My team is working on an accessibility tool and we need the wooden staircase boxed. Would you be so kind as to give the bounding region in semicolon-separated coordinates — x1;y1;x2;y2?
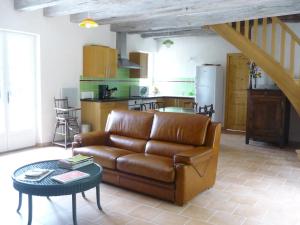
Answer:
211;17;300;116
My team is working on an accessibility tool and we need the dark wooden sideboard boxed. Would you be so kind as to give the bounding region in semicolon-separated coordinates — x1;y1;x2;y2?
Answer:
246;89;290;147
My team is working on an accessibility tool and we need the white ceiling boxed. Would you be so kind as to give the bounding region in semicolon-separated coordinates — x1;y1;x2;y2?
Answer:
14;0;300;38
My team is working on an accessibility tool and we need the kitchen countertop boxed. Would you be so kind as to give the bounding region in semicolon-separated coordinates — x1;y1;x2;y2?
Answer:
158;107;196;114
80;95;195;102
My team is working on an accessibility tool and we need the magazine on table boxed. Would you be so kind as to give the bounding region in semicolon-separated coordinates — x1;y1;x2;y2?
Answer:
51;170;90;184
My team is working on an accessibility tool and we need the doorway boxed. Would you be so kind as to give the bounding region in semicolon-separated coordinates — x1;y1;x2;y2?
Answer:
225;53;249;131
0;30;37;152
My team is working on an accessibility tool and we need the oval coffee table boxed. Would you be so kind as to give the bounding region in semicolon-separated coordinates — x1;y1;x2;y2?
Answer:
12;160;103;225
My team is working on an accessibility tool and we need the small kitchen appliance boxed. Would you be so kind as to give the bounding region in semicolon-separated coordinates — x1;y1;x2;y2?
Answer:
98;85;118;99
129;85;149;97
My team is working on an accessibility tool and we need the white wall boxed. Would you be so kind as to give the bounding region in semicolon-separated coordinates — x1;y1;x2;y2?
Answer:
127;34;157;53
126;34;240;98
0;0;115;144
153;35;239;120
155;35;239;80
127;34;158;86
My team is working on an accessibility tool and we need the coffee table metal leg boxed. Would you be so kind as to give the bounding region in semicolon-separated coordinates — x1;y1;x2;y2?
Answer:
27;194;32;225
72;194;77;225
81;192;86;198
17;192;22;212
96;185;102;210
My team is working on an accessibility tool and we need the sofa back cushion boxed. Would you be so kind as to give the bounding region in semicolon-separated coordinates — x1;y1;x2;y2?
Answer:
150;112;210;146
108;135;147;153
145;140;196;158
106;110;154;140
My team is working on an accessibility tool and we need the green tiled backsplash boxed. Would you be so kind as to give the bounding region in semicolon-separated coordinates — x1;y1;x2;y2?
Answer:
80;68;195;98
80;68;140;98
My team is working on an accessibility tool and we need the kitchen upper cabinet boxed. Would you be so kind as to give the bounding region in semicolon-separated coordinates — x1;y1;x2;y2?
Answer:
83;45;117;78
107;48;117;78
129;52;148;78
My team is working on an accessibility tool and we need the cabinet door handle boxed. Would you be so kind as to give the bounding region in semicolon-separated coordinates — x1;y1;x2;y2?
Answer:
7;91;10;104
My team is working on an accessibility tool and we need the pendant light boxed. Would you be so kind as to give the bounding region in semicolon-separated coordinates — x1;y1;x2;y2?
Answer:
162;39;174;48
79;12;98;28
162;30;174;48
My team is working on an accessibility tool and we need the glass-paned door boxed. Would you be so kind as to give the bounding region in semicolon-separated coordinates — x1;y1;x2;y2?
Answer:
0;30;37;152
0;33;6;151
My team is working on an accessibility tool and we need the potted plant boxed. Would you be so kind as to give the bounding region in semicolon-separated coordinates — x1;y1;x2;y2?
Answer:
248;61;262;89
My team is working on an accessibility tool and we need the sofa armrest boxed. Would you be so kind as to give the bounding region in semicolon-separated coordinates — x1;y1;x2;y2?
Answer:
174;147;212;165
72;141;81;149
73;131;108;147
174;147;212;177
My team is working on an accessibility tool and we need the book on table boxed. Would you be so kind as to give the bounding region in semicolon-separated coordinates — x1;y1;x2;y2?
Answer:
17;169;55;182
58;159;94;170
58;154;94;170
64;154;93;163
25;168;50;177
51;170;90;184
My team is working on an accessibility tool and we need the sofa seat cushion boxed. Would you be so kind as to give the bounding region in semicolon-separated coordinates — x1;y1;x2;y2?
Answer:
108;134;147;153
117;153;175;183
73;146;134;169
145;140;196;158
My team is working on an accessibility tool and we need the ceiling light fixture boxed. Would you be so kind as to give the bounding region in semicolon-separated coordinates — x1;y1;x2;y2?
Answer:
79;12;98;28
79;18;98;28
162;39;174;48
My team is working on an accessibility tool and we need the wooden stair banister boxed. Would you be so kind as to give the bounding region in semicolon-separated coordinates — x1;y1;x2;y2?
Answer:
211;19;300;116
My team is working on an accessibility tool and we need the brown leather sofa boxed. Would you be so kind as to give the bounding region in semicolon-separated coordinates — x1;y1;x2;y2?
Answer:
72;110;221;205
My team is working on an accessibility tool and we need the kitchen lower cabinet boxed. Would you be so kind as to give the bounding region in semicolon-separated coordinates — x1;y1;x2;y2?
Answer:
162;97;195;107
177;98;195;108
81;101;128;131
163;98;177;107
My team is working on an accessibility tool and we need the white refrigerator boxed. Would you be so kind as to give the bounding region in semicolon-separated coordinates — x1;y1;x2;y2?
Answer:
195;65;224;123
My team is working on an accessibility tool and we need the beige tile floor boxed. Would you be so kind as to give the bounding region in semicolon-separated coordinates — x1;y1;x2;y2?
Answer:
1;133;300;225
